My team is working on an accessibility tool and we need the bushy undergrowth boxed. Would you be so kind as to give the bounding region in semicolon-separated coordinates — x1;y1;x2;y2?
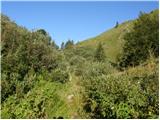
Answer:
117;10;158;68
1;78;69;119
1;14;69;103
81;59;158;119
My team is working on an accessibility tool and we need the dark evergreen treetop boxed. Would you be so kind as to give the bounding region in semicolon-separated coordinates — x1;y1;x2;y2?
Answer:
94;42;106;62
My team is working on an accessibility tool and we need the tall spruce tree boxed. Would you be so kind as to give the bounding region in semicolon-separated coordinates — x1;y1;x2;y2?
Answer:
115;21;119;28
61;42;65;49
94;42;106;62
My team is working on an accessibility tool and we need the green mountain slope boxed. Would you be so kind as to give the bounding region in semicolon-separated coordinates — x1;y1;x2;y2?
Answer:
77;21;134;62
77;9;158;62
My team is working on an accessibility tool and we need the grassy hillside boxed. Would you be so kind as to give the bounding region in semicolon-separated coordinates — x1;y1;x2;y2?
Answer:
77;9;158;63
77;20;134;62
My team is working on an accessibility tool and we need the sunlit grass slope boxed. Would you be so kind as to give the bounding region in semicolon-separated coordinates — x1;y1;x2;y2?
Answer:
77;21;134;62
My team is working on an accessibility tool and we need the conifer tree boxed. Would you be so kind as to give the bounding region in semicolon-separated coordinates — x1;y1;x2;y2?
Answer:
61;42;65;49
94;42;106;62
65;39;74;49
115;21;119;28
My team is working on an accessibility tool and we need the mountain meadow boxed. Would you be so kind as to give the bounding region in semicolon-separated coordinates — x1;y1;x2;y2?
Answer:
1;9;159;119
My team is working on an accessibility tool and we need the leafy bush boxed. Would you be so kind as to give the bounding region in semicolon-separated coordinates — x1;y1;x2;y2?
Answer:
82;59;158;119
69;55;86;66
69;55;86;76
81;62;115;80
117;10;158;68
1;14;61;101
1;80;69;119
50;69;69;83
64;46;94;62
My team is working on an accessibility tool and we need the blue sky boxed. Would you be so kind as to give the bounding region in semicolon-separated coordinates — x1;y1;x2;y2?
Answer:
1;1;158;46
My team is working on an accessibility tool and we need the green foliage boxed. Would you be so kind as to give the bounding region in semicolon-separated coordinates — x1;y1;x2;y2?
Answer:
117;10;159;68
77;20;133;62
1;14;62;102
94;42;106;62
82;62;115;80
69;55;85;66
115;21;119;28
1;10;159;119
1;80;69;119
50;69;69;83
61;41;65;49
82;59;158;119
64;46;94;62
36;29;48;36
64;39;74;49
69;55;86;76
1;73;16;102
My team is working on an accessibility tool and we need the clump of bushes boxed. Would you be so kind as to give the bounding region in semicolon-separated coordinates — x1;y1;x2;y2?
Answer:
1;80;68;119
50;69;69;83
1;14;66;102
81;62;115;80
116;10;158;69
82;59;158;119
69;55;86;76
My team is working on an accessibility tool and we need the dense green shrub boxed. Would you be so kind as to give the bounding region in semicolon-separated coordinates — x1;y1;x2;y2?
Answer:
74;46;94;61
117;10;158;68
1;73;16;102
1;80;68;119
82;59;158;119
69;55;86;76
81;62;115;80
94;42;106;62
64;46;94;62
50;69;69;83
1;14;62;102
69;55;86;66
